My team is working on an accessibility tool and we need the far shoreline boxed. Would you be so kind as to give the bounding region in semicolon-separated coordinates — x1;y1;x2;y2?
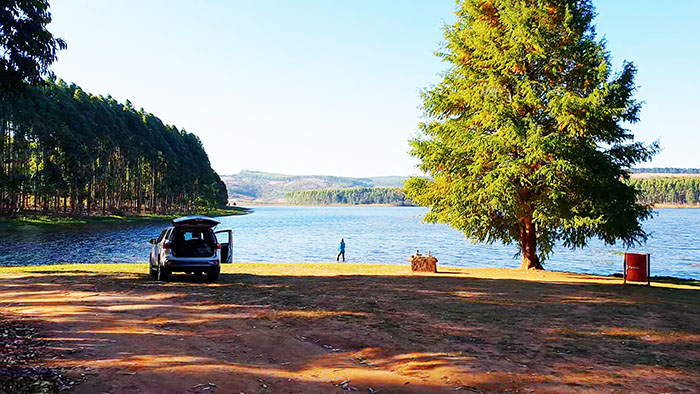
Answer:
650;203;700;209
0;206;252;228
235;202;417;207
238;202;700;210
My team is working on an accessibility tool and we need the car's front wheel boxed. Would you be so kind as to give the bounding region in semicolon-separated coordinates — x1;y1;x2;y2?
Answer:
149;264;157;278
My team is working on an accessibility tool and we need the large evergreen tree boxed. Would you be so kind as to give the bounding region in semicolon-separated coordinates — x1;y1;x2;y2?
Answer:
405;0;657;269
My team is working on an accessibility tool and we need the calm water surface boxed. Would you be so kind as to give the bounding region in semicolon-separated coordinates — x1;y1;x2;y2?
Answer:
1;206;699;279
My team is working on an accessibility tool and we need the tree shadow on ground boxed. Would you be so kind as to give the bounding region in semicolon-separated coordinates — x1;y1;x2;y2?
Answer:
1;270;699;393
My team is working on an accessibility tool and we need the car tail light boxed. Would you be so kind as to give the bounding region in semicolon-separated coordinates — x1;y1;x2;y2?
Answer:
163;241;171;249
216;243;221;249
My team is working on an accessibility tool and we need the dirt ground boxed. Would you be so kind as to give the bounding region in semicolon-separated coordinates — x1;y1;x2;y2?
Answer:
1;263;699;393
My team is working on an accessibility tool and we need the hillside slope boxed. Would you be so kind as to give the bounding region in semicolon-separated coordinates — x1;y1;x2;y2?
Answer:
222;169;700;205
220;170;407;204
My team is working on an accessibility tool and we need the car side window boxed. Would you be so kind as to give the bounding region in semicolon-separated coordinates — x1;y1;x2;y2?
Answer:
156;230;167;243
164;229;172;241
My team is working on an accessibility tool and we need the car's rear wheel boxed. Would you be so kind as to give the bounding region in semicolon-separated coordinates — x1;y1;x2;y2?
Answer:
157;266;170;282
207;267;220;282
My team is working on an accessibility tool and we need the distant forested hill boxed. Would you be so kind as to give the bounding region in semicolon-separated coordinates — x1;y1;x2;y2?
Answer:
222;170;700;207
220;171;407;203
287;187;411;205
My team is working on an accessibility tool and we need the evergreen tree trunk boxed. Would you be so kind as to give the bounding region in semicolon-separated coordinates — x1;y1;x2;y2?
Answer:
136;158;143;213
86;179;92;215
519;217;543;270
151;169;156;213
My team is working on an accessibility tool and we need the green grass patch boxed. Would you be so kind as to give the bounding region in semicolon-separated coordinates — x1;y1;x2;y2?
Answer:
0;206;251;228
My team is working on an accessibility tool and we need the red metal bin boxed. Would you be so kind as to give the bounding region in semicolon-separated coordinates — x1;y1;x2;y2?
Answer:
624;253;650;286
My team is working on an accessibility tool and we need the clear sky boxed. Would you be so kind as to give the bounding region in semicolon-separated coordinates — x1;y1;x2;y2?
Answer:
47;1;699;177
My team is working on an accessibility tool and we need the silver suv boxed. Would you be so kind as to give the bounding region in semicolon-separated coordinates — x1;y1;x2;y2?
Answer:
149;216;232;281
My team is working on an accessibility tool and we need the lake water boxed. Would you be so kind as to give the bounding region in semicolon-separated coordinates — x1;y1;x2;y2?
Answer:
1;206;699;280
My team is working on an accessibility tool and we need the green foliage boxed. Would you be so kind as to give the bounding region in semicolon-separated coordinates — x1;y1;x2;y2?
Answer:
286;187;411;205
0;80;228;216
405;0;656;267
628;178;700;206
0;0;66;85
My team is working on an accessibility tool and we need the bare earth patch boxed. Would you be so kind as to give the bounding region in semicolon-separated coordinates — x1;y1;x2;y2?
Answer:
0;263;698;393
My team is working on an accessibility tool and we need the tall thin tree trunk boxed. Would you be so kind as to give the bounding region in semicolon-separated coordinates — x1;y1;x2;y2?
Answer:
137;158;143;214
151;168;156;213
86;179;92;216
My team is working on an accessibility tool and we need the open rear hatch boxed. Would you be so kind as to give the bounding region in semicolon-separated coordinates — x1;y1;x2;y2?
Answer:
172;216;220;228
171;216;220;258
170;227;218;257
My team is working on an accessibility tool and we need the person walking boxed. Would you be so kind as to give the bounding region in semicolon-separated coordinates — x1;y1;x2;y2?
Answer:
336;238;345;262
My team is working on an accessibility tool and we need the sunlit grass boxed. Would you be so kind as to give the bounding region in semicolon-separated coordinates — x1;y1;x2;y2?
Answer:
0;263;697;291
0;206;251;228
0;262;412;278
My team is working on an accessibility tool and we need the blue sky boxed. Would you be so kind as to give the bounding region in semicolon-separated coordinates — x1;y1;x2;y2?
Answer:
47;1;699;177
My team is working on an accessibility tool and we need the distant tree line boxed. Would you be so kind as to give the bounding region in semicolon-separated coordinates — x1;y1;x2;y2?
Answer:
286;187;412;205
0;79;228;216
633;168;700;174
628;178;700;206
288;180;700;207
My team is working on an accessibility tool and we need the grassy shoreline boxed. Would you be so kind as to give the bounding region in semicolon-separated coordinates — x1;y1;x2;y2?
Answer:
243;202;415;207
651;203;700;209
0;206;252;227
1;262;698;289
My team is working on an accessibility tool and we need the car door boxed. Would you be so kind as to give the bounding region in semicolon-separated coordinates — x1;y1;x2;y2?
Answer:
151;229;167;265
215;229;233;263
157;228;172;264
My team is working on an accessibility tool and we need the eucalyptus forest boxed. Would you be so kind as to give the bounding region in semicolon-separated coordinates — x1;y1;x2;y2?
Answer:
1;1;226;217
628;177;700;206
0;80;228;216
